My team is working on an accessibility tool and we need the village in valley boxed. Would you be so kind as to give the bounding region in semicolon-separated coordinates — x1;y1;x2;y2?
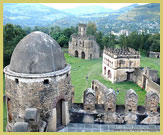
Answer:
3;3;160;132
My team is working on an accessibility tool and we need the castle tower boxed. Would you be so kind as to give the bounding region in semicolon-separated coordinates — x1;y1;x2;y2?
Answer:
78;24;87;36
4;31;73;132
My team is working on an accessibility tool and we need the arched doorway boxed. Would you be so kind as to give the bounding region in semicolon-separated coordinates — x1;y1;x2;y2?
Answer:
104;67;106;75
81;52;85;59
108;70;111;79
90;54;92;59
7;98;12;123
56;99;63;128
74;50;78;57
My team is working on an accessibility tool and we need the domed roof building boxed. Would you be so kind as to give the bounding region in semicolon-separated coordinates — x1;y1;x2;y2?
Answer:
4;31;73;132
9;31;66;74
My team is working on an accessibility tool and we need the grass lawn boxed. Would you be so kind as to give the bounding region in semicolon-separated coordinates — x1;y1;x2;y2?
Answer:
65;53;147;105
140;56;160;77
3;53;160;131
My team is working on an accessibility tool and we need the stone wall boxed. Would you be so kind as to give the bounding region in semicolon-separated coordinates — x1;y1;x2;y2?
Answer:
102;47;160;95
5;68;72;132
91;80;108;104
83;88;96;111
102;48;140;83
80;80;160;125
131;68;160;95
149;51;160;58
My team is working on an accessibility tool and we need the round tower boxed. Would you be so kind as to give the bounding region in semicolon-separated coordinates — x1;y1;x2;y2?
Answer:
4;31;72;132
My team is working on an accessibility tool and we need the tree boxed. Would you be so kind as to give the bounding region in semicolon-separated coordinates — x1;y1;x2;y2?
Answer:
119;35;127;47
63;28;74;39
109;33;116;47
50;26;62;40
148;34;160;52
4;24;26;67
102;35;110;48
86;22;97;35
95;31;103;49
24;27;32;34
57;34;69;47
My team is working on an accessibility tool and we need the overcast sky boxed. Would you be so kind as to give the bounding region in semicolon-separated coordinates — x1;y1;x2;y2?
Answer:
41;3;148;10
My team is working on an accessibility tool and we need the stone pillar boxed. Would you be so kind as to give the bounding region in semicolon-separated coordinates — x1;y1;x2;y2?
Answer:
47;108;56;132
62;101;70;126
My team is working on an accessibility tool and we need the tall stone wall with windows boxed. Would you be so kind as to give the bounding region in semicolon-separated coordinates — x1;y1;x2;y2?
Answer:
69;24;100;60
102;47;140;83
102;47;160;95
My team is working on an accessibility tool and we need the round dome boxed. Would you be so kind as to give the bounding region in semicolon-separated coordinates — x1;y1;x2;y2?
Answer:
9;31;66;74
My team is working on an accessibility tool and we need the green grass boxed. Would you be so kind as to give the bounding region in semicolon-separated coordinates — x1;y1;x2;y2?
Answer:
3;53;160;131
65;53;147;105
140;56;160;77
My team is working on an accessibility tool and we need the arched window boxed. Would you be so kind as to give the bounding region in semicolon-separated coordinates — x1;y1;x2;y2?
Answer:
74;50;78;57
104;67;106;75
108;70;111;79
81;52;85;59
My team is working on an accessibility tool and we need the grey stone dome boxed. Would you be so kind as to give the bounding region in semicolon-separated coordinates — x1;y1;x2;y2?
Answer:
9;31;66;74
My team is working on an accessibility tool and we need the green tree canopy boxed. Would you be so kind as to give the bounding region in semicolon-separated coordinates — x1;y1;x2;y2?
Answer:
86;22;97;35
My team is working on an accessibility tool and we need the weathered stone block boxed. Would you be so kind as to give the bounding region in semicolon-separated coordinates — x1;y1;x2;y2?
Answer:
125;89;138;113
83;88;96;111
13;122;29;132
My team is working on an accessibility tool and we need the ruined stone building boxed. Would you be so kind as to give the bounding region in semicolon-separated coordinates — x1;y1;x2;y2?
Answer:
69;24;100;59
131;67;160;95
149;51;160;58
4;31;73;132
102;47;160;95
3;31;160;132
102;47;140;83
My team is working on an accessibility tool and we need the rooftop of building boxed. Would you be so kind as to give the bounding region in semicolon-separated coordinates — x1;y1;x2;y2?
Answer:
6;31;67;74
104;47;140;58
78;24;87;27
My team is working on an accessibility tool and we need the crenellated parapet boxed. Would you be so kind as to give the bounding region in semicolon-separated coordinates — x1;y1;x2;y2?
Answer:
79;80;160;125
103;47;140;59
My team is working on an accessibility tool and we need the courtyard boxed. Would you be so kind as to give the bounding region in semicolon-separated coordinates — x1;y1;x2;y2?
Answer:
3;50;160;131
64;52;160;105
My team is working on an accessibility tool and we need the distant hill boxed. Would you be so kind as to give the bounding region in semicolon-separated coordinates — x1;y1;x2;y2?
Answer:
3;3;73;27
60;5;114;16
117;3;160;21
114;4;139;13
3;3;160;33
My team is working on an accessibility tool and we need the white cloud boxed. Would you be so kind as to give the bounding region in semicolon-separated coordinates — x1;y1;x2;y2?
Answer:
41;3;148;10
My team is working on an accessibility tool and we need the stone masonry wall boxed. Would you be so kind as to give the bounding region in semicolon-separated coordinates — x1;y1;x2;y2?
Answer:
5;71;72;131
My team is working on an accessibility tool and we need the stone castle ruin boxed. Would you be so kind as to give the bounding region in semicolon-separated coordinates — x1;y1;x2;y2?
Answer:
69;24;100;59
102;47;140;83
102;47;160;96
71;80;160;125
4;31;73;132
3;31;160;132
